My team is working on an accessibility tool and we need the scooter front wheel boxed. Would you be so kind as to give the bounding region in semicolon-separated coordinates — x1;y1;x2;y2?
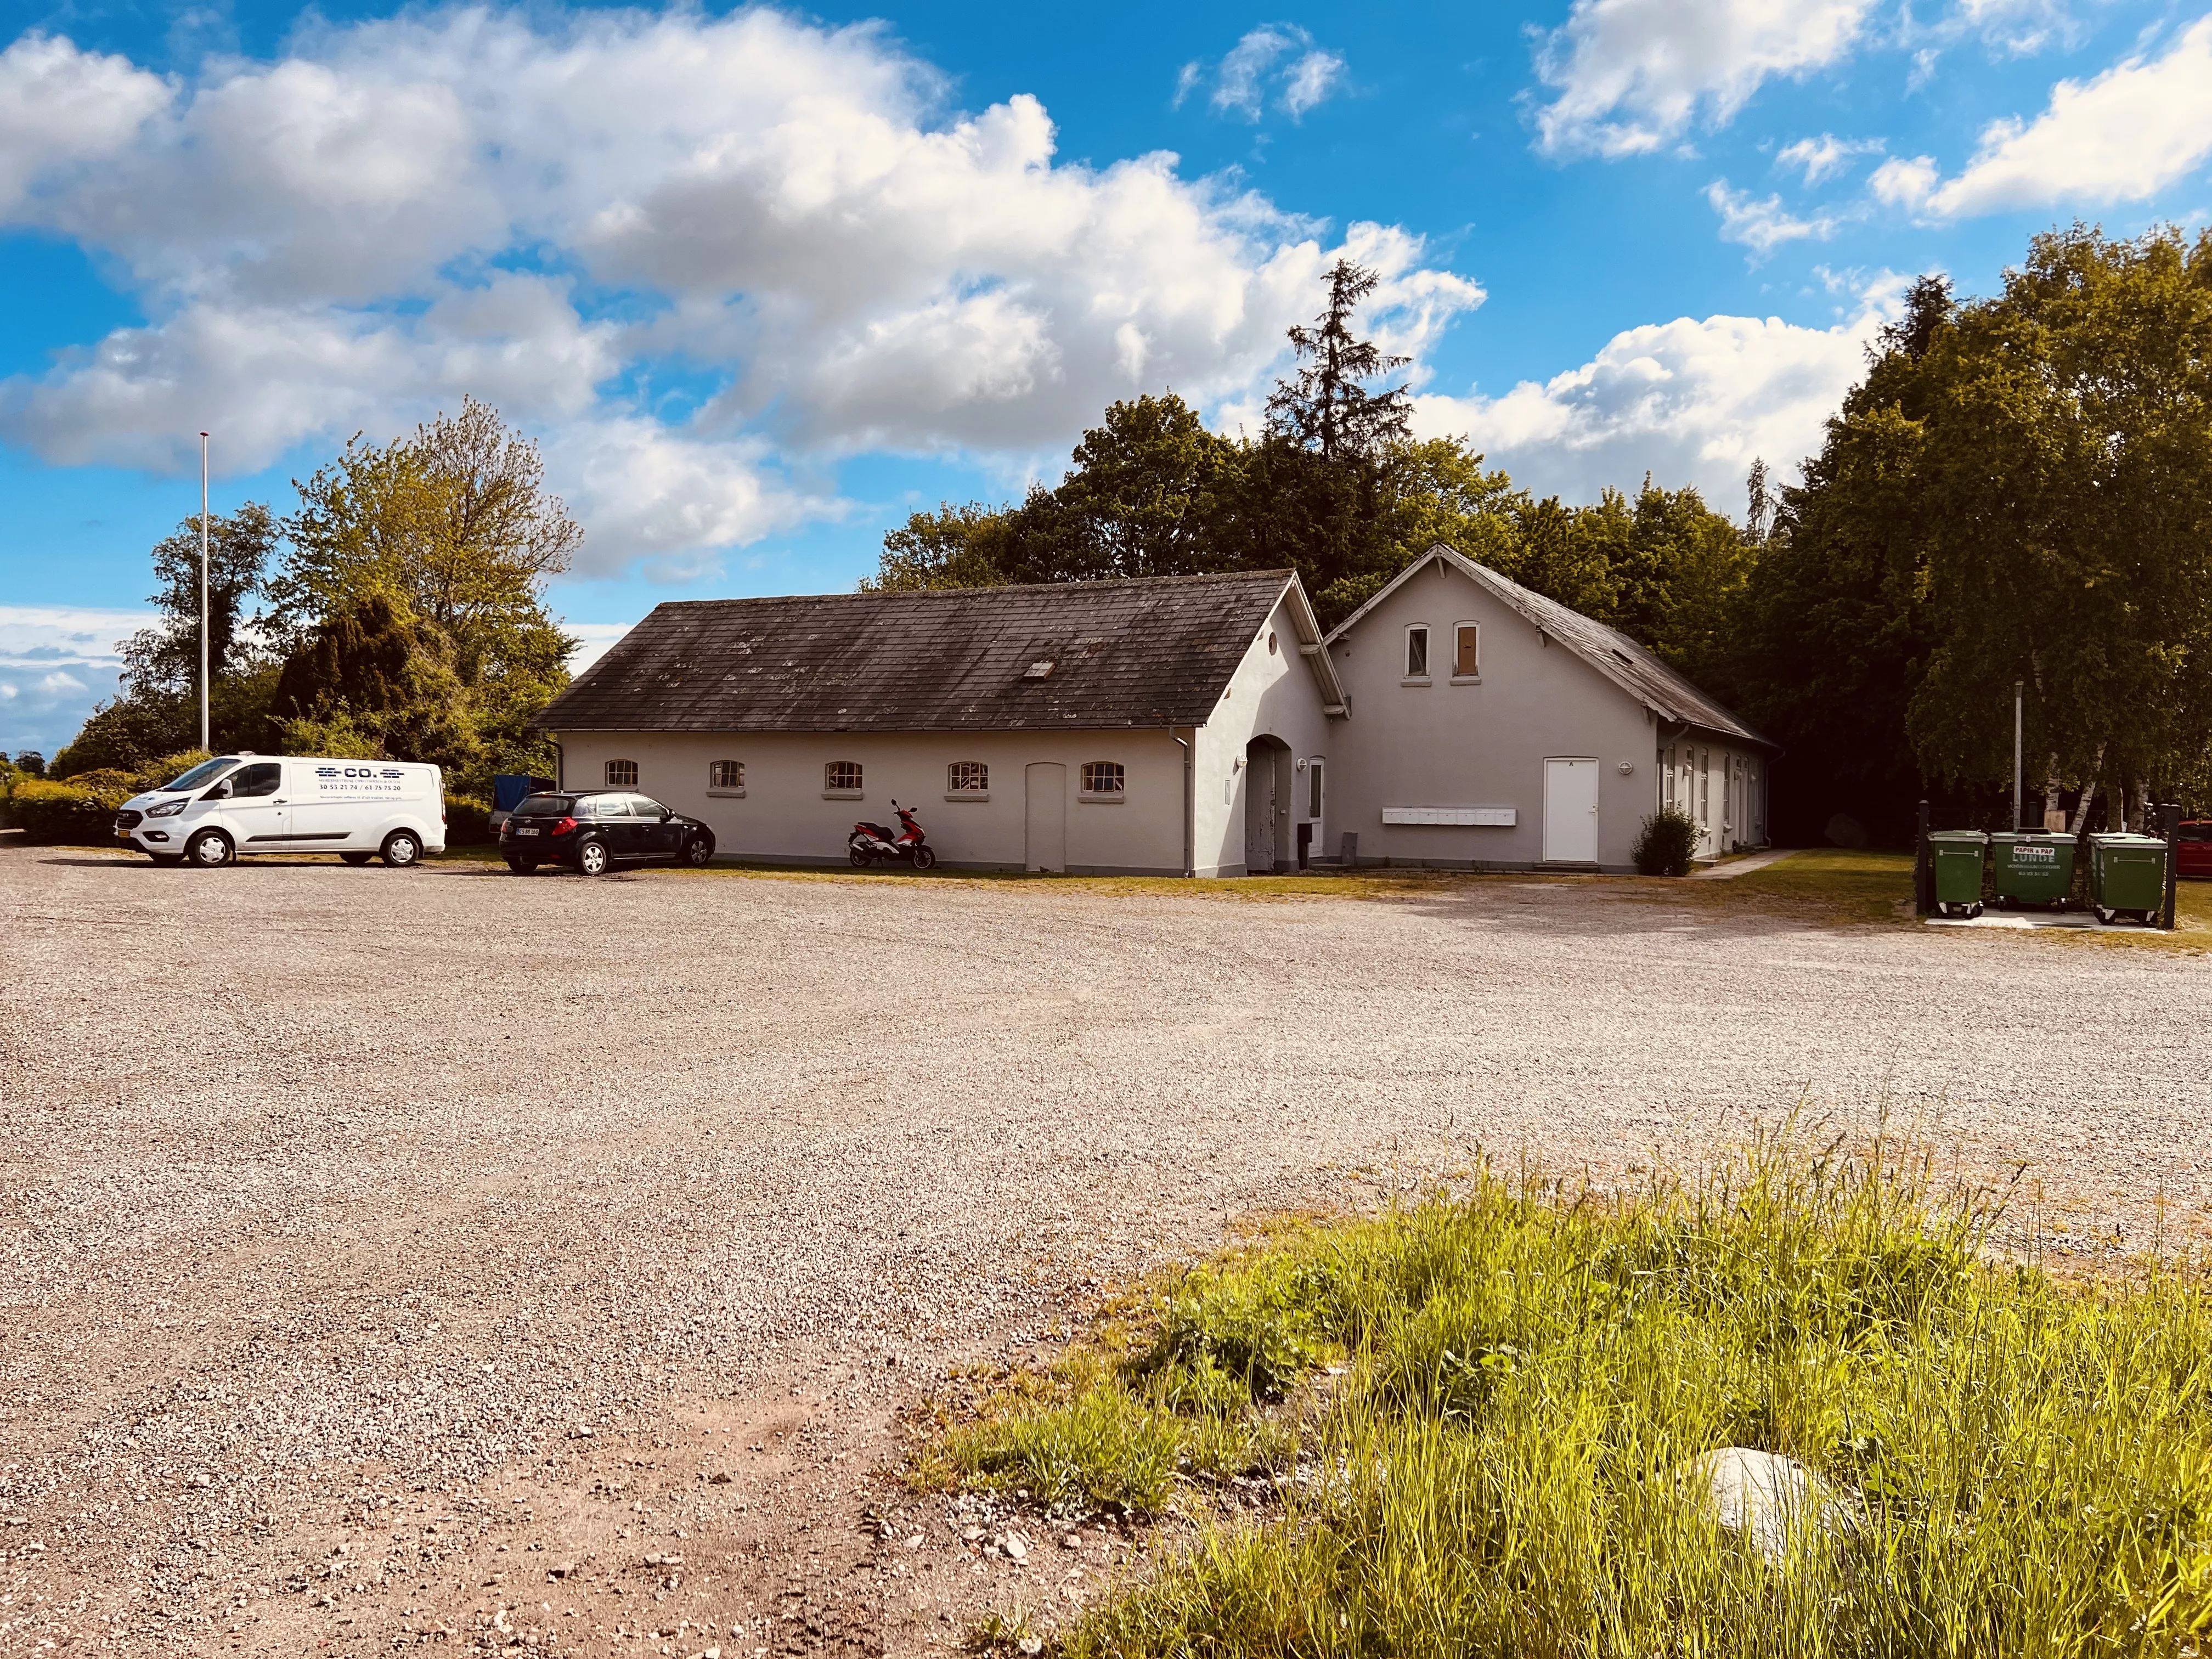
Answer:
911;845;937;871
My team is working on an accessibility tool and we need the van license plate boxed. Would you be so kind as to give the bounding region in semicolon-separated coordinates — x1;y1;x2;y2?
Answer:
516;827;540;836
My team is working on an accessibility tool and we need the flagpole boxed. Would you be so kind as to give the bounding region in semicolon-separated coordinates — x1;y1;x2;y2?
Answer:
199;432;210;753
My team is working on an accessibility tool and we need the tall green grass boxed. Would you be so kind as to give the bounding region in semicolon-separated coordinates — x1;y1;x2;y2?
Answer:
939;1135;2212;1657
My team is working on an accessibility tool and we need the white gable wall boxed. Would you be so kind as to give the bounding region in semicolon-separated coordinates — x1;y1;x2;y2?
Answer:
1324;558;1660;872
1192;591;1340;877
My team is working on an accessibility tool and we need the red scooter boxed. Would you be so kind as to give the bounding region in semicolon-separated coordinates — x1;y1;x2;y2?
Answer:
849;800;937;869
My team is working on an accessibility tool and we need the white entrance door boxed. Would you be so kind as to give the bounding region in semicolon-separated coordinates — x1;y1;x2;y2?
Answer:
1025;763;1066;872
1542;757;1599;864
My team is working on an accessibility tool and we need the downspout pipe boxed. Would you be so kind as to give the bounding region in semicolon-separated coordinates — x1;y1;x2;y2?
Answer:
1172;727;1193;878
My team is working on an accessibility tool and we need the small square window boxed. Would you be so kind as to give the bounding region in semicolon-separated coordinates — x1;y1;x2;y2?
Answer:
1454;624;1479;678
605;758;639;788
1080;760;1125;795
709;760;744;789
1404;626;1429;679
947;760;989;792
826;760;862;792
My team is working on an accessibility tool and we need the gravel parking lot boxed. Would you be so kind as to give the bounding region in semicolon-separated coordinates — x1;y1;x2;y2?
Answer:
3;847;2208;1656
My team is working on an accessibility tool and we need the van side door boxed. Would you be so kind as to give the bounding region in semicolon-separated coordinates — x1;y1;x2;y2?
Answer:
216;760;288;849
285;761;358;849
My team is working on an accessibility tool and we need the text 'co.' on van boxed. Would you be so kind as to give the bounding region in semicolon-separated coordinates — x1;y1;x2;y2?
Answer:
112;754;447;868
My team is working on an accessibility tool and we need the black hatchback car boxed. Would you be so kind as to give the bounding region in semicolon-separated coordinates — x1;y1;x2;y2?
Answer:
499;789;716;876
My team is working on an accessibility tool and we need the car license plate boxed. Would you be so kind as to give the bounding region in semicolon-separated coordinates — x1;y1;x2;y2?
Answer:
516;827;540;836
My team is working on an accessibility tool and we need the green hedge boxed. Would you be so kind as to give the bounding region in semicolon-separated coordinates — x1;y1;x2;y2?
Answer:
444;794;494;845
3;776;136;845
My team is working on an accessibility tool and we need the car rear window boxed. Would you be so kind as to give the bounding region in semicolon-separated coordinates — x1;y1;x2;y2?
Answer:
517;794;574;816
2181;824;2209;842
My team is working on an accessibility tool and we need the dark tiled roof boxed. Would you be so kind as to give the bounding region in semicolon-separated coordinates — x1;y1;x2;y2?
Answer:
1462;560;1774;748
535;572;1302;732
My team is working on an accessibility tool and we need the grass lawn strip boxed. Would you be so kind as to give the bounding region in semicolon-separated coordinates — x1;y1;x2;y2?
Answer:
924;1133;2212;1657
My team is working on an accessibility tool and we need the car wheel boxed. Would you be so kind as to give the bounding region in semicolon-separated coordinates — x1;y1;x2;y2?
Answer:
340;851;374;866
911;845;937;870
380;830;423;868
681;834;715;868
576;838;611;877
185;828;233;868
505;855;539;874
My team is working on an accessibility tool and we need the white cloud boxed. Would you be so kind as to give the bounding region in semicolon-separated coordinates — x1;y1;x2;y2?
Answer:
1410;279;1907;505
1530;0;1879;158
1952;0;2082;54
1775;133;1884;185
1869;154;1941;209
1182;25;1345;122
1706;180;1844;255
0;33;170;215
0;605;151;757
1888;16;2212;217
0;9;1454;580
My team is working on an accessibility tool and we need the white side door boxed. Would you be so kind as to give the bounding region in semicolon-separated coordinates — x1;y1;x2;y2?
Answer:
1542;757;1599;864
1025;763;1066;873
286;760;362;850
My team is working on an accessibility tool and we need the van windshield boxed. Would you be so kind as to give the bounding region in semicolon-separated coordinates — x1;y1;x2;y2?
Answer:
516;794;574;816
159;758;238;792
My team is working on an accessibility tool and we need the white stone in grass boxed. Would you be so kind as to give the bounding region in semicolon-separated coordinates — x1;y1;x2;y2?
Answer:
1676;1448;1856;1565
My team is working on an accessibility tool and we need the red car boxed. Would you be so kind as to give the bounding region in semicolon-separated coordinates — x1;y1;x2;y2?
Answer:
2181;821;2211;880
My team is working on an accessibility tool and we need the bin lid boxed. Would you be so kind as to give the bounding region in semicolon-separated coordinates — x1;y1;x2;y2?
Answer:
1989;831;2073;843
1927;830;1988;843
2086;832;2168;846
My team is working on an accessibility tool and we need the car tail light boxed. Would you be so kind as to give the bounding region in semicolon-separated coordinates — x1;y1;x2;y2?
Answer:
551;816;577;834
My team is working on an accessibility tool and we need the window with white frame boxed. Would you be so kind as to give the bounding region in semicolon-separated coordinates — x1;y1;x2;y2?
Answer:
825;760;863;792
709;760;744;790
1453;623;1480;678
605;758;639;788
1080;760;1125;796
947;760;988;793
1404;625;1430;679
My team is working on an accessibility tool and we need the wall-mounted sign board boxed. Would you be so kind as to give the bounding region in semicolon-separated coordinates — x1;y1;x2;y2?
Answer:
1380;806;1517;826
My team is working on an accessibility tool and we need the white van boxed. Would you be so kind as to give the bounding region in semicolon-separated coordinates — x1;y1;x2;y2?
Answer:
114;753;447;868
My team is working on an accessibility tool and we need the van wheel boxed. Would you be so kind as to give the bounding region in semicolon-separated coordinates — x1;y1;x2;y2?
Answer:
185;829;233;868
575;838;611;877
380;830;423;868
681;834;715;868
340;851;374;866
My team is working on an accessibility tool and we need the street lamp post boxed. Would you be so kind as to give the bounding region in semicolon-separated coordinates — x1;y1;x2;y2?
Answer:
2012;680;2023;832
199;432;210;753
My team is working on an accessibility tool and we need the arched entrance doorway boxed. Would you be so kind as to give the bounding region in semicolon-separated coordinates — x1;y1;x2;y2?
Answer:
1244;735;1292;874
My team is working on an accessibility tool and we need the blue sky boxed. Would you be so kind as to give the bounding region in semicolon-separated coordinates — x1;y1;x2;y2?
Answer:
5;0;2211;754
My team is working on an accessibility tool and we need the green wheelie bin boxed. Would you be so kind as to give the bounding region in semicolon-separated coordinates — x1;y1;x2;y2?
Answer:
1927;830;1988;918
2087;832;2168;926
1989;831;2076;910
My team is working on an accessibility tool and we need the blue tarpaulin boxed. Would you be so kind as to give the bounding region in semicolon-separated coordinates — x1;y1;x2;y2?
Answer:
493;774;537;813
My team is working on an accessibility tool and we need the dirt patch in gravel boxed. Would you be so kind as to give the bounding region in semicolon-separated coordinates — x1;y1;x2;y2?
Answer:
3;847;2207;1657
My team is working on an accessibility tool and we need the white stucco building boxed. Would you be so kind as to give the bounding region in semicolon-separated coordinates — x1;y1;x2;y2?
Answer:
537;571;1343;877
535;550;1773;877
